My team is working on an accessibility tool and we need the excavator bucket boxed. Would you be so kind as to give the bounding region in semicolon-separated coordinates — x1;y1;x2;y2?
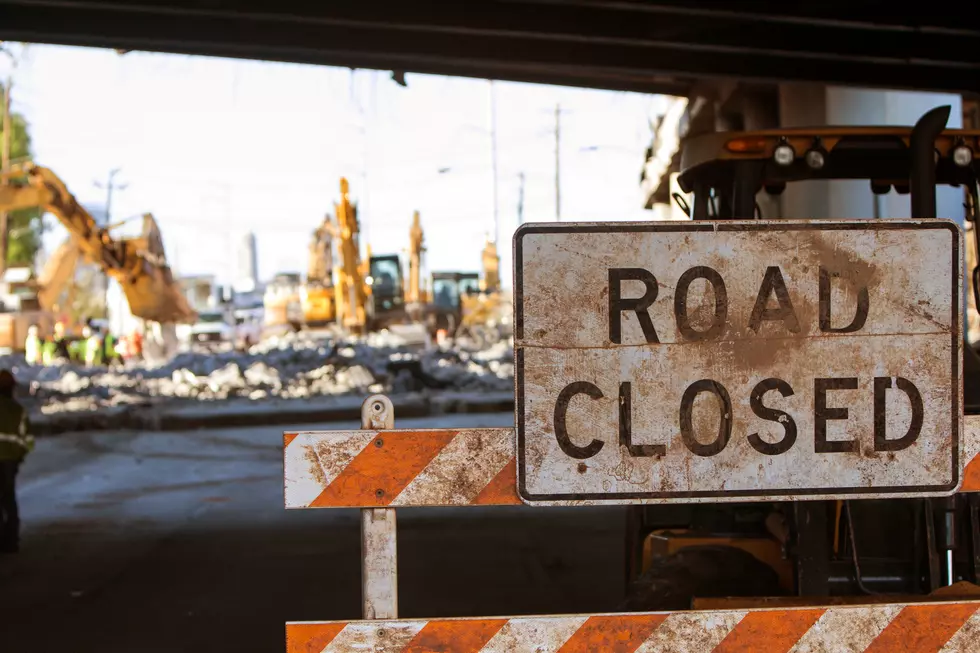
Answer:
117;214;196;324
119;262;196;324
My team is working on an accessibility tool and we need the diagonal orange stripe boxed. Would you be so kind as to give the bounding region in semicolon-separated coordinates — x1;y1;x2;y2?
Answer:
557;614;668;653
865;603;979;653
309;430;458;507
283;432;299;448
472;457;521;505
963;454;980;492
286;623;345;653
714;609;824;653
401;618;508;653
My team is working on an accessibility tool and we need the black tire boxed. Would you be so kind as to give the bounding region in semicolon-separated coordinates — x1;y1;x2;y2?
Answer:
620;545;784;612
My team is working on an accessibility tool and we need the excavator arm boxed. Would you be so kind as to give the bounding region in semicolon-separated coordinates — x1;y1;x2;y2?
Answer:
35;237;82;311
334;177;368;331
0;164;196;325
407;210;425;304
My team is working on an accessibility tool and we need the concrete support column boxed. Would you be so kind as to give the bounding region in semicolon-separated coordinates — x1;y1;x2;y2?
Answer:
778;83;830;219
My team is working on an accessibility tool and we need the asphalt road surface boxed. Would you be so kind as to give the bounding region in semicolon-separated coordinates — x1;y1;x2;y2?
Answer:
0;413;626;652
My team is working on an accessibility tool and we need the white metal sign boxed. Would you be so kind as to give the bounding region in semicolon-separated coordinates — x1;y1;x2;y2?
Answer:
515;220;962;504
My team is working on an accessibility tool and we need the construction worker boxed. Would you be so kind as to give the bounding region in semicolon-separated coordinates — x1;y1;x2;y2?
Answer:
130;328;143;361
103;329;118;367
0;369;32;553
52;321;70;362
82;326;101;367
24;325;41;365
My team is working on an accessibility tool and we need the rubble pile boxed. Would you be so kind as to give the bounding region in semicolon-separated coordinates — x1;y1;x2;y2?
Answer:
0;332;514;416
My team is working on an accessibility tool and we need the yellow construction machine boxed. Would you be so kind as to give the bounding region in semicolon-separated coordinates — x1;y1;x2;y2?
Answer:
618;105;980;609
300;214;338;328
455;238;511;345
0;164;196;354
405;210;425;305
333;177;371;332
332;179;427;335
0;236;81;350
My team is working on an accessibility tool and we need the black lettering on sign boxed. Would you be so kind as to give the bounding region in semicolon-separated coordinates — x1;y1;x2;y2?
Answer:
747;378;798;455
608;268;660;344
554;382;605;459
874;377;924;452
748;266;800;334
619;382;666;457
814;377;859;453
674;266;728;341
680;379;732;457
819;267;870;333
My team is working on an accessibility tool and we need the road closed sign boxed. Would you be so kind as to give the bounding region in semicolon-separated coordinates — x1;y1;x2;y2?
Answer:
515;220;962;504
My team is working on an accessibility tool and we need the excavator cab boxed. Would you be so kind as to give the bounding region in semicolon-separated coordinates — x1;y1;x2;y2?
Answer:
367;254;406;325
621;106;980;610
431;271;480;311
427;271;480;335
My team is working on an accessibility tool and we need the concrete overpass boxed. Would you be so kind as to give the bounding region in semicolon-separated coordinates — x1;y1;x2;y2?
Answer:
2;0;976;221
0;1;977;96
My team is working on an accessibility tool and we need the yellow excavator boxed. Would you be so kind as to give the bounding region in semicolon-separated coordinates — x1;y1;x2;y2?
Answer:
312;179;451;340
433;238;510;345
0;164;197;355
299;213;338;328
459;239;506;344
274;179;410;334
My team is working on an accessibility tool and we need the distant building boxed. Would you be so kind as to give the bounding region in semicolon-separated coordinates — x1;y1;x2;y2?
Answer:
178;274;221;312
237;231;259;291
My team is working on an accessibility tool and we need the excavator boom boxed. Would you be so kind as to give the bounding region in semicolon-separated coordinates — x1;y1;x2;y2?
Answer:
35;238;82;311
0;164;196;325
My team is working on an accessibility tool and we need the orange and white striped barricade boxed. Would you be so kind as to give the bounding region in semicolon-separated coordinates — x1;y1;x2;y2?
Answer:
286;602;980;652
283;395;980;652
964;417;980;492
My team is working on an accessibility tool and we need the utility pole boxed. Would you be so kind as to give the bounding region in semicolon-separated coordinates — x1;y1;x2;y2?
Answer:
554;103;561;221
0;77;12;277
94;168;126;319
489;80;500;245
98;168;126;225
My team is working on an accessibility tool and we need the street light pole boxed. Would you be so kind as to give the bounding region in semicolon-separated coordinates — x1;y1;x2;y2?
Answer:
489;80;500;245
517;171;526;226
554;103;561;221
101;168;125;225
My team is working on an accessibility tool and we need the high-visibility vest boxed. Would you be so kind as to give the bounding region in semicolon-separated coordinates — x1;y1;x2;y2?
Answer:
85;336;101;365
0;397;33;461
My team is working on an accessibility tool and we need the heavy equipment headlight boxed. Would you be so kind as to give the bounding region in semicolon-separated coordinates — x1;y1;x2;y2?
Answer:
953;144;973;167
804;148;826;170
773;143;795;166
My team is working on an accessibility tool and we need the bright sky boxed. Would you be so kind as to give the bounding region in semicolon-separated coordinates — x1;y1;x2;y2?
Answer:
5;44;669;288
